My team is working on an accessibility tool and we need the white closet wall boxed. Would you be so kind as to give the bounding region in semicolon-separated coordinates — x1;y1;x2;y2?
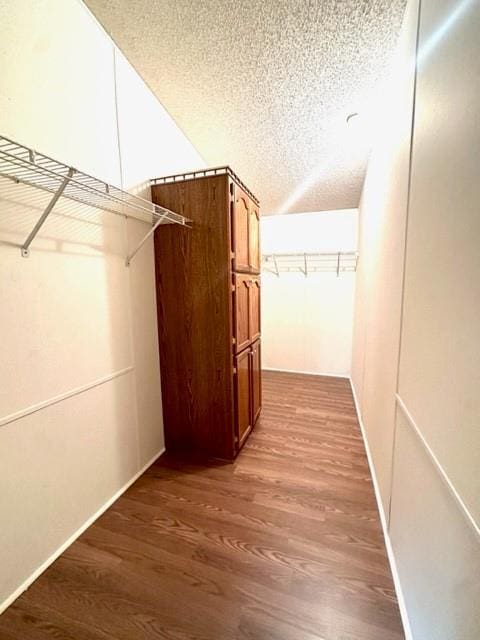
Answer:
261;210;357;377
0;0;204;611
352;0;480;637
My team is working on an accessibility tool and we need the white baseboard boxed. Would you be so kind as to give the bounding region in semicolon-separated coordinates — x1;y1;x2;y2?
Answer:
0;447;165;616
263;366;350;379
1;380;413;639
349;379;413;640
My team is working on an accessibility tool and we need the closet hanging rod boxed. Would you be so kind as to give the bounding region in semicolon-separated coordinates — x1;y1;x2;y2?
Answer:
262;251;358;277
0;135;191;263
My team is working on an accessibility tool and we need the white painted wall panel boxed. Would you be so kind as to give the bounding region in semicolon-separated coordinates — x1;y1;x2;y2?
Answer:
0;0;120;185
261;210;357;376
0;195;132;418
351;0;480;637
114;49;205;191
262;272;355;376
390;406;480;640
350;191;367;409
398;0;480;524
114;51;205;466
125;216;165;466
351;0;418;512
0;0;204;610
0;372;139;604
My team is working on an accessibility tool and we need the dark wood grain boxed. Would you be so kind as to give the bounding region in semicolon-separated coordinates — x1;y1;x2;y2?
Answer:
152;171;262;460
152;175;235;459
232;185;250;273
248;202;261;274
235;347;252;447
0;371;404;640
251;340;262;425
249;277;261;343
234;273;251;353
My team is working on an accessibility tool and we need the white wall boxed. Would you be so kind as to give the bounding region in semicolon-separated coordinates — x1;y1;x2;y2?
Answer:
0;0;204;611
261;210;357;376
397;0;480;524
351;0;418;515
351;0;480;638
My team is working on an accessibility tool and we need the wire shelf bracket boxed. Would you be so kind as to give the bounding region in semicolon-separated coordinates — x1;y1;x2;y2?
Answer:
262;251;359;277
125;212;167;267
21;168;75;258
0;134;191;264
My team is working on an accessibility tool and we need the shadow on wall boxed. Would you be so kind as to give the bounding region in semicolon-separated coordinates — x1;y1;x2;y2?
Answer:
0;176;123;257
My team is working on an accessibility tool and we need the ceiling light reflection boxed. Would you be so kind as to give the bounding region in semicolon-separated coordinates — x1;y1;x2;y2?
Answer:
277;0;476;216
417;0;474;67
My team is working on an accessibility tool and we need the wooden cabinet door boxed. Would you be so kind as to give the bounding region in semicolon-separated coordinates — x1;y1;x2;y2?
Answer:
234;274;250;353
251;340;262;426
249;204;260;273
232;186;250;272
249;277;261;342
234;348;252;447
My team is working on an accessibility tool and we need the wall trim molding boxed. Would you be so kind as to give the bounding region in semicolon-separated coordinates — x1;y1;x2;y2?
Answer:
0;366;134;429
0;447;165;616
263;366;350;379
350;379;414;640
395;394;480;538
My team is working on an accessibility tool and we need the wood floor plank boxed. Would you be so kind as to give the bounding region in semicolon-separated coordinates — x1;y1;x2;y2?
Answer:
0;371;404;639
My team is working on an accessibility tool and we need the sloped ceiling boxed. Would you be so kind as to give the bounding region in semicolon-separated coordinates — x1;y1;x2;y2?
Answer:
85;0;406;213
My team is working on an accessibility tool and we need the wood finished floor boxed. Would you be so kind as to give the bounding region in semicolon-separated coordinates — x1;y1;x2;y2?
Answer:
0;371;404;640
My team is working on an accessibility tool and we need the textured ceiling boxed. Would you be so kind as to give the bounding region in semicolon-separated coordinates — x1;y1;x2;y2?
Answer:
85;0;406;214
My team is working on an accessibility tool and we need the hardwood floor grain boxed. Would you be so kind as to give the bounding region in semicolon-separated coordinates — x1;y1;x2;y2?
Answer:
0;371;404;640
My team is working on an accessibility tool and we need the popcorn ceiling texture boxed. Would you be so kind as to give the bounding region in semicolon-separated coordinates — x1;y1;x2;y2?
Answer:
85;0;407;214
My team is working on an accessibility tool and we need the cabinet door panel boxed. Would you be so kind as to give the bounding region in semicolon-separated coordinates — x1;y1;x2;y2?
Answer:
234;274;250;353
251;340;262;425
249;277;261;342
233;187;250;272
249;204;260;273
235;349;252;447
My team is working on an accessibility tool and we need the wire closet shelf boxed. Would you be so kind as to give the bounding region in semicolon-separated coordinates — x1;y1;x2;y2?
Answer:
0;135;191;264
262;251;358;277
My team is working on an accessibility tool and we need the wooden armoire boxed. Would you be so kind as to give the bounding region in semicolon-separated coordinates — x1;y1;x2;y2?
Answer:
151;167;261;461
